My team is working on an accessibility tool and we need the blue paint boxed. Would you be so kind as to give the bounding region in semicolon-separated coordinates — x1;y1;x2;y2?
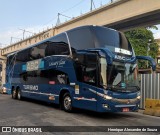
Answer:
22;65;26;71
5;26;156;113
39;60;44;69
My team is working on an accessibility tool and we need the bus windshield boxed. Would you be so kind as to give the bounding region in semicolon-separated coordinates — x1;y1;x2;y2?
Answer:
100;61;139;92
93;26;132;53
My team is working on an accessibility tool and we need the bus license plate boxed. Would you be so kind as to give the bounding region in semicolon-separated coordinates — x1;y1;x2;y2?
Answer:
122;108;129;112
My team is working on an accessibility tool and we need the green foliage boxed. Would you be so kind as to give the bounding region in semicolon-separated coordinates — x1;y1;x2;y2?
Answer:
125;27;158;68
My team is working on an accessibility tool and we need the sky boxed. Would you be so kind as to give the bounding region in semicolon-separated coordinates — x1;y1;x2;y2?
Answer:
0;0;160;47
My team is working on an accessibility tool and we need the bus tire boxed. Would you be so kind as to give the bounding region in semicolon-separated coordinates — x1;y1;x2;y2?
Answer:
62;92;73;112
12;88;17;99
17;89;22;100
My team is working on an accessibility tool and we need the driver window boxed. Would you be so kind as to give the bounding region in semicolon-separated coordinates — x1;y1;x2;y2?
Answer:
74;53;97;86
83;54;97;86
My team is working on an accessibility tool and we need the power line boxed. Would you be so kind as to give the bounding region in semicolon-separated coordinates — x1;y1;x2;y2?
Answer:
10;37;22;45
59;13;72;19
61;0;84;14
43;0;84;27
18;28;35;40
4;0;118;46
56;13;73;26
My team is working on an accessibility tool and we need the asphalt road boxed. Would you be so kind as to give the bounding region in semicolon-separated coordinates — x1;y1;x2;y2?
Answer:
0;94;159;135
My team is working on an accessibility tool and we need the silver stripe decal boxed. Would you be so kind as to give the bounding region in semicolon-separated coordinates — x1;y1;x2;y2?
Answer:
115;104;136;108
22;90;59;96
65;32;73;57
74;97;97;101
88;88;138;103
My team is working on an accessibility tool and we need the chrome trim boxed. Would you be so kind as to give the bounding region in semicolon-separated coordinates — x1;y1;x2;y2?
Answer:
115;104;136;108
112;98;139;104
74;97;97;101
22;90;59;96
88;88;139;104
88;88;97;94
65;32;73;58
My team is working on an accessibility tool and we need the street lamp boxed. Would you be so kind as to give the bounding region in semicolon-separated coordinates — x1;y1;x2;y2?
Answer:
147;39;152;56
147;39;152;67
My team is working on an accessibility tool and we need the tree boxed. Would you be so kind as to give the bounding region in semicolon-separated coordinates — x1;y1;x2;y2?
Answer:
125;27;159;68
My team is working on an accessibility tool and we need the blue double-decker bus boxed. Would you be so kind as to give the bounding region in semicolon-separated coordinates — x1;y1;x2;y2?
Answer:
6;25;156;112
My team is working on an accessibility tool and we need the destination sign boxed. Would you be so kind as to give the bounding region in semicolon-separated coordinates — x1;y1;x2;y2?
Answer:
115;48;132;55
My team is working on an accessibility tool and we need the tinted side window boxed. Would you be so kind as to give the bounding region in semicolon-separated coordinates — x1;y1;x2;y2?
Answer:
16;33;70;62
83;55;97;85
20;69;69;85
41;70;69;84
45;43;70;56
93;27;119;48
68;27;94;50
30;43;47;60
46;33;70;56
16;48;32;62
74;54;97;86
119;32;132;52
50;33;68;43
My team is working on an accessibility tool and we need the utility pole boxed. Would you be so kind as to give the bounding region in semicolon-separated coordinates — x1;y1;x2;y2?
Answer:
18;28;34;40
56;13;61;26
56;13;72;26
90;0;95;11
10;37;21;45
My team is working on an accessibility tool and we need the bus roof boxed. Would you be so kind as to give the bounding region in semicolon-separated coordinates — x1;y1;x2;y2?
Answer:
7;25;116;57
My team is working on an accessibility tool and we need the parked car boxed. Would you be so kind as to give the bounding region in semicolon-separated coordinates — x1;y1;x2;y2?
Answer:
0;86;7;94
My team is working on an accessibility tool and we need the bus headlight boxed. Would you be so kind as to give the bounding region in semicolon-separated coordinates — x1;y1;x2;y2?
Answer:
103;95;113;100
137;92;141;99
96;91;112;100
137;96;141;100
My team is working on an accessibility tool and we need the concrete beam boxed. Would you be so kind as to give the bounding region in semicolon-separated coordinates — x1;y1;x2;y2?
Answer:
56;0;160;33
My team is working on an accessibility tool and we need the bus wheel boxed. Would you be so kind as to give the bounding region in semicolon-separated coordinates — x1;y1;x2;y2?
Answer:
62;93;72;112
17;89;22;100
12;89;17;99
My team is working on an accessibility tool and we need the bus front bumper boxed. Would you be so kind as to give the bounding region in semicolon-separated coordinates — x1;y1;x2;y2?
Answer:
97;98;140;112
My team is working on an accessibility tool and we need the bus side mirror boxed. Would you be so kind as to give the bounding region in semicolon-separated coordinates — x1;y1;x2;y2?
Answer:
136;56;156;71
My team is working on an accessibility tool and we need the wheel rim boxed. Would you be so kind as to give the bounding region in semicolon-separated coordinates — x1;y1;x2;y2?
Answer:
13;90;16;98
64;96;71;110
18;91;21;99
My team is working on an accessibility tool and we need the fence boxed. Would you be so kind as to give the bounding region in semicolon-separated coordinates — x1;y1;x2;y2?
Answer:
140;73;160;109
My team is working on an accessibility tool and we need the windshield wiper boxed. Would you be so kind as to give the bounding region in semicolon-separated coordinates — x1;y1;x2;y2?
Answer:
106;85;140;92
100;84;108;89
126;86;140;91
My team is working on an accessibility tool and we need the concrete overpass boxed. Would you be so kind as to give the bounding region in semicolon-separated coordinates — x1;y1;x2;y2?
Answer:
0;0;160;84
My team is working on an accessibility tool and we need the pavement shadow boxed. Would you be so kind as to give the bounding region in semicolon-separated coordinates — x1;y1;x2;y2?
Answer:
20;97;60;109
73;108;135;119
19;97;136;120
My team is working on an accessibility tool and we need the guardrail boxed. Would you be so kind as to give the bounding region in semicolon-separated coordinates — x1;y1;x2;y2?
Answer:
143;98;160;117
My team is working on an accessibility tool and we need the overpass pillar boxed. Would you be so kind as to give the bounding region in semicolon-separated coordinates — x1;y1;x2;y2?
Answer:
1;60;6;85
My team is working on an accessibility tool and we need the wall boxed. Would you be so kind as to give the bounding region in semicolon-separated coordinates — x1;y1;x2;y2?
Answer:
140;73;160;109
